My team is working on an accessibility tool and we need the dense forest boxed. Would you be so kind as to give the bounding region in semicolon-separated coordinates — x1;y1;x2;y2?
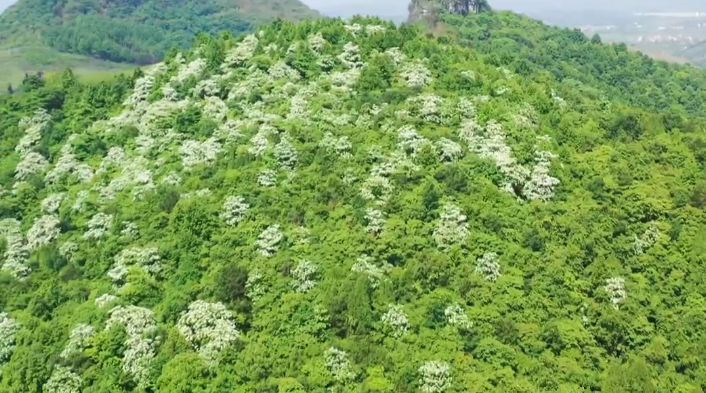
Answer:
0;0;319;64
1;11;706;393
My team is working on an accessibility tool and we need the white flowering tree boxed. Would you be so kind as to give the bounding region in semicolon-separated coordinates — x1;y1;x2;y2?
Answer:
0;219;30;278
418;361;452;393
444;304;472;330
60;324;95;359
634;225;660;255
25;215;61;252
109;247;161;286
256;225;283;257
105;305;158;388
176;300;240;365
291;260;318;293
605;277;626;310
364;208;386;235
475;252;501;282
433;203;469;251
221;196;249;226
44;366;82;393
0;312;20;365
324;347;356;383
83;213;113;240
381;304;409;338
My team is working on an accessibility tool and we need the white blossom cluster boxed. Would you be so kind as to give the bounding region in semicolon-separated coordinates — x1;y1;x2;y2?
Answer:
385;47;407;65
15;109;50;156
221;196;249;226
433;203;470;251
418;361;452;393
98;156;155;202
550;89;567;108
83;213;113;240
634;225;660;255
41;193;65;214
513;103;539;130
180;138;222;169
268;61;301;81
215;119;244;144
25;215;61;252
338;42;364;69
522;148;560;202
308;33;327;52
351;255;390;288
71;190;90;212
248;124;276;156
177;300;240;365
105;306;158;388
108;247;161;286
0;219;30;278
411;94;444;124
124;66;159;108
43;366;82;393
46;141;94;185
246;269;265;300
291;259;318;293
0;312;20;364
324;347;356;382
258;169;277;187
400;61;433;87
121;221;139;238
475;252;501;282
60;324;95;359
222;35;259;69
381;304;409;338
192;78;220;97
202;96;228;122
364;208;386;235
397;125;431;156
94;294;118;308
436;138;464;163
444;304;472;330
170;57;207;86
182;188;212;199
274;134;298;170
319;132;353;158
14;151;49;181
256;225;283;257
59;241;78;262
605;277;626;310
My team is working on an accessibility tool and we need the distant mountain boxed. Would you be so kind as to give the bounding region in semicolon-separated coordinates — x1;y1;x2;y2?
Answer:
0;0;320;64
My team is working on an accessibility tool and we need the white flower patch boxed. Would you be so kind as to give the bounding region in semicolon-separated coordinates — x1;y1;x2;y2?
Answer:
351;255;391;288
25;215;61;252
123;73;155;108
202;96;228;122
41;192;65;214
160;173;182;186
60;323;95;359
71;190;90;212
308;33;327;53
385;47;407;65
257;169;277;187
287;93;311;120
248;124;276;156
0;219;30;279
171;58;207;86
43;366;82;393
324;347;356;382
338;42;364;69
364;208;386;235
319;132;353;158
83;213;113;240
411;94;444;124
397;125;431;156
222;34;259;69
45;143;94;185
360;175;394;205
97;147;127;175
634;225;660;255
433;203;469;251
59;241;78;261
14;151;49;181
436;138;464;163
105;306;158;389
291;260;318;293
344;23;363;35
180;138;222;169
192;79;220;97
15;109;50;157
274;134;298;171
121;221;139;238
256;225;283;257
215;119;244;143
0;312;20;364
268;61;301;81
245;269;264;300
475;252;501;282
177;300;240;365
327;69;361;92
94;294;118;308
98;157;155;202
381;304;409;338
444;304;472;330
109;247;161;286
182;188;212;199
365;25;386;34
400;61;432;87
221;196;249;226
605;277;626;310
419;361;452;393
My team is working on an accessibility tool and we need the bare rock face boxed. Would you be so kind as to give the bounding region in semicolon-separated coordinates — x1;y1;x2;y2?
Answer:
407;0;491;24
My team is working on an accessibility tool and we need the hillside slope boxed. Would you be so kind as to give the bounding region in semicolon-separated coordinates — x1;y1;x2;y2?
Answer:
433;9;706;118
1;15;706;392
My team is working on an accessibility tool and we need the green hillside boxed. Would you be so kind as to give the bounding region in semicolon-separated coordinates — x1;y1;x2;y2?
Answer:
433;9;706;118
1;12;706;392
0;0;320;87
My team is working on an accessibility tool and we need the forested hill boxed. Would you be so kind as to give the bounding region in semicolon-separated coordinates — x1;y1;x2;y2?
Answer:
0;0;320;64
435;9;706;118
2;14;706;392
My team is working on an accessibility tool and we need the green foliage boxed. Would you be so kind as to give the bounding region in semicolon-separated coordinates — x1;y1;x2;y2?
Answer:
0;12;705;393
